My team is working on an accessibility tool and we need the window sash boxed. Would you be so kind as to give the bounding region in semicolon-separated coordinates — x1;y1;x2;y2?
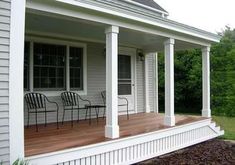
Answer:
69;47;83;90
24;40;85;92
33;43;66;90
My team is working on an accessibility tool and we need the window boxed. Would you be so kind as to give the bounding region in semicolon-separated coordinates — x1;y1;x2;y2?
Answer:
70;47;83;89
33;43;66;90
24;42;30;90
118;55;132;95
23;39;86;94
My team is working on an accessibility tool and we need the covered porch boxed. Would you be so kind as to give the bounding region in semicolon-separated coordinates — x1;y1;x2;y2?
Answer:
9;0;223;164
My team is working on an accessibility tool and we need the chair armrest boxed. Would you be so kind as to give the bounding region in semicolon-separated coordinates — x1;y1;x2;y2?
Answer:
45;97;59;111
118;96;129;104
78;96;92;106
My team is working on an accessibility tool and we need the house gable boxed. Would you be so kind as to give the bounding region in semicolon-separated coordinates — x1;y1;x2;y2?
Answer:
132;0;167;13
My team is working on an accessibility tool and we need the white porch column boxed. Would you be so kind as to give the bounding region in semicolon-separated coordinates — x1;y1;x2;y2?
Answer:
155;52;159;113
105;25;120;138
164;38;175;126
202;47;211;117
145;54;150;113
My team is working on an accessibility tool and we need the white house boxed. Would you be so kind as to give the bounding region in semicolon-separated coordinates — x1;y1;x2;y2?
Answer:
0;0;224;164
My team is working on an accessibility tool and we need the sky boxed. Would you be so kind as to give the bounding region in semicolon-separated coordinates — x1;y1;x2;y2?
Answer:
155;0;235;34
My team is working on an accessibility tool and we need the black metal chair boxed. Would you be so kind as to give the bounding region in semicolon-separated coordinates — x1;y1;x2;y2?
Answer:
101;91;129;119
61;91;91;127
24;92;59;132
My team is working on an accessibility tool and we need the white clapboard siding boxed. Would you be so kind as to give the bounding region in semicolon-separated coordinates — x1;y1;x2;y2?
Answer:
136;60;145;113
147;54;155;112
24;42;151;125
0;0;10;164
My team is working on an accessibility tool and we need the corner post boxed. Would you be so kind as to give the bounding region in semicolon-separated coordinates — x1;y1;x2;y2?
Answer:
9;0;26;163
105;25;120;138
164;38;175;126
202;47;211;117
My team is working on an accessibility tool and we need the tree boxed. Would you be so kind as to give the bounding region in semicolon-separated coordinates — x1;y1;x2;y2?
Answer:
158;27;235;116
211;27;235;116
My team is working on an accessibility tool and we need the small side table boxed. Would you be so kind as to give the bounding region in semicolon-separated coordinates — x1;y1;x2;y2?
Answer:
85;105;106;125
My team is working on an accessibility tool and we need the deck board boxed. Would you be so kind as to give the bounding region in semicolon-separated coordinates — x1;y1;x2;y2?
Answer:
25;113;205;156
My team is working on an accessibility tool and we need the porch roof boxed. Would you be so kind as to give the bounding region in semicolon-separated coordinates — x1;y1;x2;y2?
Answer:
37;0;221;44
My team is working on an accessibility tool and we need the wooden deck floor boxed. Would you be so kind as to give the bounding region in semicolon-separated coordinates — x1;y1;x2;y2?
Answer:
25;113;205;157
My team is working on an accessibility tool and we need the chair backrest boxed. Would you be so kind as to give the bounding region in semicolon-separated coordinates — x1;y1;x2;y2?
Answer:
61;92;79;106
24;93;46;109
101;91;106;105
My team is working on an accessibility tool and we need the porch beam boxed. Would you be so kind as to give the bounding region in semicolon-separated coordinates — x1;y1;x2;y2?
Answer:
164;38;175;126
105;25;120;138
202;47;211;117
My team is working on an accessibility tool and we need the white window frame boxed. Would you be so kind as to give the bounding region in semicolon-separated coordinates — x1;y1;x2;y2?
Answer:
25;36;87;96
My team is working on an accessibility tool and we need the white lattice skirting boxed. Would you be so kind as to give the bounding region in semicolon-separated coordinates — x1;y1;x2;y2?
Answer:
26;118;224;165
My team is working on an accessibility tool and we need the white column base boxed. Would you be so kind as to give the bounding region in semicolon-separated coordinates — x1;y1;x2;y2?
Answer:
146;105;150;113
105;125;120;139
164;115;175;126
202;109;211;118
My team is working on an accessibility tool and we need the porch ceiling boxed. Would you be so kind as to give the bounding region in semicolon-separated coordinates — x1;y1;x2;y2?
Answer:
26;12;203;52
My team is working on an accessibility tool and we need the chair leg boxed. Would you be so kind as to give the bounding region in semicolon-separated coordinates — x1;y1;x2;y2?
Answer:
27;111;30;128
71;108;74;127
95;107;99;123
85;108;88;120
103;108;106;119
45;112;47;127
127;104;129;120
77;109;80;123
89;107;91;125
57;110;59;129
36;111;38;132
62;109;65;125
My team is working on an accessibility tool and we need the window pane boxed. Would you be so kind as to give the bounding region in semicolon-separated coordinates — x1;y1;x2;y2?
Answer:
33;43;66;90
69;47;83;89
24;42;30;90
118;84;131;95
118;55;132;95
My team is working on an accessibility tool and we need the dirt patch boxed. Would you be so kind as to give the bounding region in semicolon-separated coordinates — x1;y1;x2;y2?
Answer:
137;139;235;165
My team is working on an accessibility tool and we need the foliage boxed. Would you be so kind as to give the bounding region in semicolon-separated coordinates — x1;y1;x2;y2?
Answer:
158;26;235;116
12;159;29;165
211;26;235;116
158;49;202;113
213;116;235;140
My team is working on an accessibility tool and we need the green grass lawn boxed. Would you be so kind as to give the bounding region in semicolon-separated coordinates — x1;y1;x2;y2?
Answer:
213;116;235;140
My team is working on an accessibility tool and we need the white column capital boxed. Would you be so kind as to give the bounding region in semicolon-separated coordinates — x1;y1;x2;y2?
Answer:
202;46;210;53
105;25;119;34
164;38;175;45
